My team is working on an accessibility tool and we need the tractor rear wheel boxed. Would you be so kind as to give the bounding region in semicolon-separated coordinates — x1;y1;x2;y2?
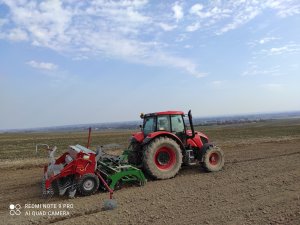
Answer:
143;137;182;179
202;146;224;172
77;174;100;196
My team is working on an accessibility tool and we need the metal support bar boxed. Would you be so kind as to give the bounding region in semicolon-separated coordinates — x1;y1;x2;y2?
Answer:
86;127;92;149
95;171;114;199
35;144;50;154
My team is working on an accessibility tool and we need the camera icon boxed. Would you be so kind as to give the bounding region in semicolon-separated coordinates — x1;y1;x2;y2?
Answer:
9;204;21;216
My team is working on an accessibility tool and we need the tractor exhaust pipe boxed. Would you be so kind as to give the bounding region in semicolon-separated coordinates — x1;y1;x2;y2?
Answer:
188;110;195;139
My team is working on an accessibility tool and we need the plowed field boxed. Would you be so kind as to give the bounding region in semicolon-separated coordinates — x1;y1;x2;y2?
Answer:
1;119;299;225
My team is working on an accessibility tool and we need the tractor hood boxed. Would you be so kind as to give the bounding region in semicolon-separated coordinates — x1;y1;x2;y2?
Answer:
186;130;208;139
196;131;209;140
186;130;209;148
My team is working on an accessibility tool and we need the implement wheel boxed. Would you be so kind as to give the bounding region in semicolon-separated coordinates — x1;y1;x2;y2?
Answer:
143;137;182;180
202;146;225;172
77;174;99;196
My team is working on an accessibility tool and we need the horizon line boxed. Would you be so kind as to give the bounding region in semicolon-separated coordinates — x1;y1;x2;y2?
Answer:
1;110;300;132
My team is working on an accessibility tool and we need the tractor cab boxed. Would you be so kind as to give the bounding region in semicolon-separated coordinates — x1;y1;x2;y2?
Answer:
140;110;200;144
142;111;188;141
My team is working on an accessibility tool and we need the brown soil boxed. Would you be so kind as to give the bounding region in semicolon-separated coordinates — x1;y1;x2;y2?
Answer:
1;138;300;225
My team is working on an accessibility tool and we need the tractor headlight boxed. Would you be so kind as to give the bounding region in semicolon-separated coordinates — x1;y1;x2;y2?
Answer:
83;155;90;160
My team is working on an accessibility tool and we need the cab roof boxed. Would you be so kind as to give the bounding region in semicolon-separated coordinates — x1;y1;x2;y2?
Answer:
144;111;184;117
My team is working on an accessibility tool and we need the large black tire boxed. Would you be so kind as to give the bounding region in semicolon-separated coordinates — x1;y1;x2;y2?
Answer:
202;146;225;172
143;137;182;180
77;174;100;196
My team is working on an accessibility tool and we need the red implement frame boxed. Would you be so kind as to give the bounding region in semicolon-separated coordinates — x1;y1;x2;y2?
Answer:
95;171;114;199
86;127;92;149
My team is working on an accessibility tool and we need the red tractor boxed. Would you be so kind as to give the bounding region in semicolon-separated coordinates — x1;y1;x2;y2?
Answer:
127;110;224;179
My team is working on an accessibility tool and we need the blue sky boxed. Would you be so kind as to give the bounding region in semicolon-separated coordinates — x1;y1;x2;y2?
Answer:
0;0;300;129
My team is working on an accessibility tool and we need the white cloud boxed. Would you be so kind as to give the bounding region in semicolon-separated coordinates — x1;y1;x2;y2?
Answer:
186;1;300;35
190;4;204;16
264;0;300;17
247;36;280;47
270;46;288;54
186;22;200;32
218;6;261;35
26;60;69;83
7;28;28;41
242;66;281;76
172;2;184;22
189;3;230;20
158;23;177;31
145;52;206;78
2;0;72;50
175;33;188;42
265;44;300;55
0;0;207;78
259;37;279;44
27;60;58;71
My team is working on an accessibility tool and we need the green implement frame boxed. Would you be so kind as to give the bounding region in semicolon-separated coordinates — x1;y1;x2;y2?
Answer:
97;159;146;190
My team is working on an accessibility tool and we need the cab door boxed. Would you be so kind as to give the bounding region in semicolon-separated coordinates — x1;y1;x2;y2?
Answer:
170;115;186;144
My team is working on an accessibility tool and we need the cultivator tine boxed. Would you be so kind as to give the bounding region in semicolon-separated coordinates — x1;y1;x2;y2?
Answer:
139;179;146;187
68;188;77;198
68;182;77;198
42;178;54;199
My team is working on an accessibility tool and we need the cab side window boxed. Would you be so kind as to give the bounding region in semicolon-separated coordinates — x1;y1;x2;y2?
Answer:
171;115;184;133
157;116;170;131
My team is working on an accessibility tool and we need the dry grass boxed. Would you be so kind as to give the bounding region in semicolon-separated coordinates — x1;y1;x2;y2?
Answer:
0;130;133;160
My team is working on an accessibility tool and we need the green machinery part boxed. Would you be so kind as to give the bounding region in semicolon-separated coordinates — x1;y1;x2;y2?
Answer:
118;149;129;163
97;157;146;190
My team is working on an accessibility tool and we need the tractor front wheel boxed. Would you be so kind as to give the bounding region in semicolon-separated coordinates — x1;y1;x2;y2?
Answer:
143;137;182;180
202;146;225;172
77;174;100;196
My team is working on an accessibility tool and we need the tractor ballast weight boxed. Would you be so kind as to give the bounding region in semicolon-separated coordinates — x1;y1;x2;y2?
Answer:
127;110;225;179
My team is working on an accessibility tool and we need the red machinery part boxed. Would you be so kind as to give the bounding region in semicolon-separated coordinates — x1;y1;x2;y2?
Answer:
95;171;114;199
87;127;92;149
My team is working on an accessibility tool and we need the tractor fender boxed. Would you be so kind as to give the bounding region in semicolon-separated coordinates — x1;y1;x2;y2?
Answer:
142;132;185;150
197;132;209;140
132;131;144;143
